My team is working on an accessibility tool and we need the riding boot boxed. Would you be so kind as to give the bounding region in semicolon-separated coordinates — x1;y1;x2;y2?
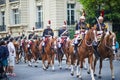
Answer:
28;47;31;55
93;45;100;59
74;44;78;55
42;46;45;53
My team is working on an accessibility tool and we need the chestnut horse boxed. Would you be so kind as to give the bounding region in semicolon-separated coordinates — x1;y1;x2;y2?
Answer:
56;37;71;69
29;39;42;67
39;37;57;71
94;31;116;80
71;27;97;80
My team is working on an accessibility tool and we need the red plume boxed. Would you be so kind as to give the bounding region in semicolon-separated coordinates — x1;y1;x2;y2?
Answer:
64;21;66;25
101;9;104;17
48;20;51;24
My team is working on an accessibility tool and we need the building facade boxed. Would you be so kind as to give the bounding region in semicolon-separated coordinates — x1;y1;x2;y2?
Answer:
0;0;83;37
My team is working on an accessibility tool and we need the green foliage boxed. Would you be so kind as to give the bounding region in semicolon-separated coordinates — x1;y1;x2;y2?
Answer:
78;0;120;22
116;32;120;45
68;26;75;39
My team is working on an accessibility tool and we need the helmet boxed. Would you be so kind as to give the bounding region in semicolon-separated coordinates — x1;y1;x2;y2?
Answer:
62;25;66;27
80;16;85;20
98;16;103;20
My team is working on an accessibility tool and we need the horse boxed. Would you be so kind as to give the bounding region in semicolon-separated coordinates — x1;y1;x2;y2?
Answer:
21;38;29;64
28;38;42;67
13;37;24;64
56;36;71;69
39;36;57;71
71;27;97;80
94;31;116;80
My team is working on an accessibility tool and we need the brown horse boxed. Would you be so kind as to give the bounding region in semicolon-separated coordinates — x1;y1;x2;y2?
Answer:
39;37;57;71
13;40;21;64
13;37;24;64
71;27;97;80
56;37;71;69
94;31;116;80
29;39;42;67
21;39;29;64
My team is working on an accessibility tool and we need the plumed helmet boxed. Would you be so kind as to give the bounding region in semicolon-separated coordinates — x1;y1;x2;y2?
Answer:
98;16;103;20
80;16;85;20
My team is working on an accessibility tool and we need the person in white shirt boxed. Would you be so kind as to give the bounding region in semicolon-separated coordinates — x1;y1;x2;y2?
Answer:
7;38;16;76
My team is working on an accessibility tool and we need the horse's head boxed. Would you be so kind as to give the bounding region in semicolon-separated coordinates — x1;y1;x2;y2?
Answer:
105;31;116;52
85;26;98;46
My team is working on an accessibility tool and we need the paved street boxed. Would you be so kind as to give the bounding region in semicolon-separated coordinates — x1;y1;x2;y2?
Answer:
8;60;120;80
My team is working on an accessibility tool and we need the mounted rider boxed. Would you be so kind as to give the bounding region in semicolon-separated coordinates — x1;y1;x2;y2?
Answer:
93;15;107;59
58;24;69;48
42;24;54;53
27;28;35;54
73;12;89;54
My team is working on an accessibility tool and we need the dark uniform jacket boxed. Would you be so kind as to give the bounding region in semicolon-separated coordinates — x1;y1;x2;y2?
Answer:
75;22;88;30
58;29;69;37
43;28;54;37
28;33;34;39
96;23;106;31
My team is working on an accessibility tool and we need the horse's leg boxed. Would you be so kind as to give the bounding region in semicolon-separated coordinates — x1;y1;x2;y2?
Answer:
60;53;64;69
27;52;32;67
87;57;90;74
89;55;95;80
58;48;63;69
83;58;87;70
93;58;98;76
42;54;47;70
98;58;102;78
32;52;38;67
70;54;75;76
51;53;55;71
16;52;19;64
110;58;115;80
76;57;81;78
46;54;51;69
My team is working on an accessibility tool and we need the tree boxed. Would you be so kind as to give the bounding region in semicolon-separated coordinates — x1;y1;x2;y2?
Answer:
78;0;120;43
78;0;120;23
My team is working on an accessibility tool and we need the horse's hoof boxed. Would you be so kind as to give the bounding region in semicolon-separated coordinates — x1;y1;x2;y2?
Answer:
98;76;101;79
94;74;97;77
60;67;62;70
76;75;79;78
43;68;47;71
87;71;90;74
28;64;32;67
65;68;68;70
34;65;38;67
71;73;74;76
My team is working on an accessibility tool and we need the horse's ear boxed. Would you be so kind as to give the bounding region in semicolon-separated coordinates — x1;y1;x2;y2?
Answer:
109;31;112;35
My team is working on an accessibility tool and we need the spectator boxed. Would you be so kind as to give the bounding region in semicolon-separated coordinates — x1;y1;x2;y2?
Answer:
0;40;9;78
7;38;16;76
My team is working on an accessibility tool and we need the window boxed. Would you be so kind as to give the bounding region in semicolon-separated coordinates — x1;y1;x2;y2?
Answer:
9;0;18;2
67;4;75;25
1;11;5;25
12;9;20;24
0;0;6;5
0;11;6;31
36;6;43;29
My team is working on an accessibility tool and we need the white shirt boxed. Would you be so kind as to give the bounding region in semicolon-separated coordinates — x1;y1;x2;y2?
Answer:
7;42;16;57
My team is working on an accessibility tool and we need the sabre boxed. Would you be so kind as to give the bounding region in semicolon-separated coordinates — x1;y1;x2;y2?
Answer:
95;17;102;31
60;29;68;37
